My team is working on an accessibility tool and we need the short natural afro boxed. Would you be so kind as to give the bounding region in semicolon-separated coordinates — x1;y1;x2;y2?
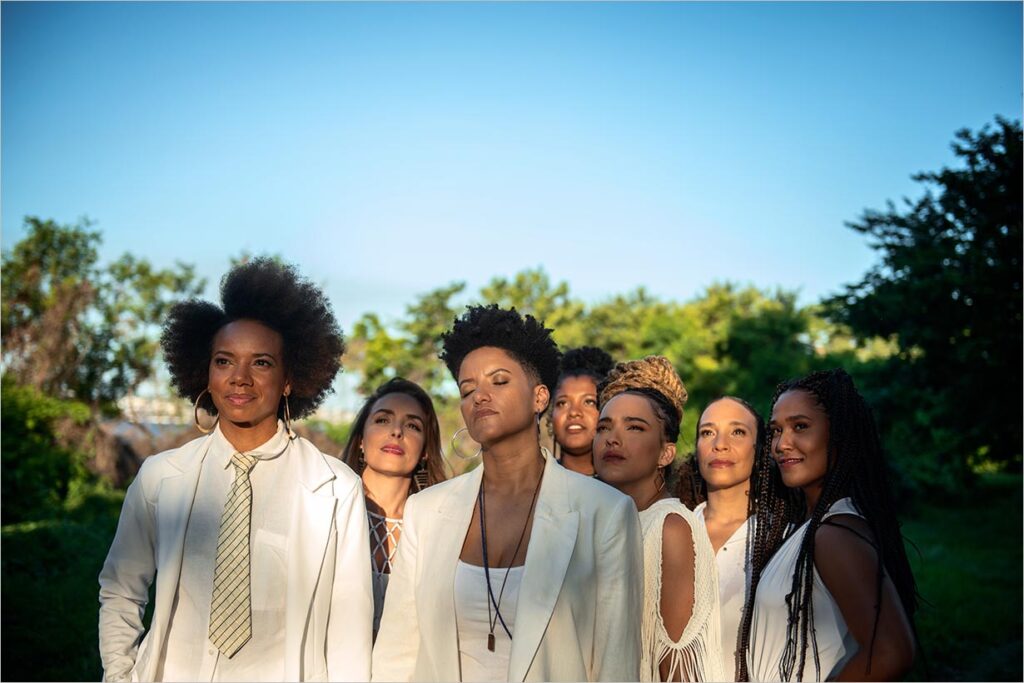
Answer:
160;257;344;420
558;346;615;388
440;304;561;394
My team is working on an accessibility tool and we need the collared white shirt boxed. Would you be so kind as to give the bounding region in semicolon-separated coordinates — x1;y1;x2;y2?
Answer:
694;502;752;681
158;423;298;682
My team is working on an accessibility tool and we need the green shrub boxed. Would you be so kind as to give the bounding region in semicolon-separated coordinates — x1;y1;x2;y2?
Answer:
1;377;93;524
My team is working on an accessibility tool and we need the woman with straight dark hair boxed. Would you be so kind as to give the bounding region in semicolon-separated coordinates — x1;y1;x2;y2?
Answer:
742;369;917;681
341;377;447;637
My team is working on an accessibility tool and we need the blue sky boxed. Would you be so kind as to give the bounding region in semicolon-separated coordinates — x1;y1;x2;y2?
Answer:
2;1;1021;408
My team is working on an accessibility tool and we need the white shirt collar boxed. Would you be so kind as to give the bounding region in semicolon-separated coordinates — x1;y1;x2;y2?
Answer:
210;420;291;468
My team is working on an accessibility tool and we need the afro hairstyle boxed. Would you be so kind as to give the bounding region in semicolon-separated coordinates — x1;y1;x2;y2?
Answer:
160;257;345;420
439;304;561;395
557;346;615;388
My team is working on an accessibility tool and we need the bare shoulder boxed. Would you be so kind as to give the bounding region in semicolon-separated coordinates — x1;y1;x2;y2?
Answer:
814;513;880;587
661;513;695;558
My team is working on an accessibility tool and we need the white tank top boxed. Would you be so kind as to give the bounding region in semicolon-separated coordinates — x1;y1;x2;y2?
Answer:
747;498;862;681
454;560;525;682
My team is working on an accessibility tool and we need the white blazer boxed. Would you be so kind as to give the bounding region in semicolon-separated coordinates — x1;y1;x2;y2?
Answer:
97;429;373;682
371;450;643;682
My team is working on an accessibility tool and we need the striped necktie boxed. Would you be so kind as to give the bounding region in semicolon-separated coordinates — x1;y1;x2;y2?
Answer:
209;451;259;658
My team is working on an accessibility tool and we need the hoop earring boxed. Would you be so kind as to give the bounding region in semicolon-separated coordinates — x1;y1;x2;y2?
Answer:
193;389;218;434
283;394;296;440
450;427;481;461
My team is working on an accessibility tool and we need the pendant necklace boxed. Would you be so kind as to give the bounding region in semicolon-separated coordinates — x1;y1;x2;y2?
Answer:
478;466;544;652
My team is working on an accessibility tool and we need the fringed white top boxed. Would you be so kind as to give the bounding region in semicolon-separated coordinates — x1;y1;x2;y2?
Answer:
639;497;725;682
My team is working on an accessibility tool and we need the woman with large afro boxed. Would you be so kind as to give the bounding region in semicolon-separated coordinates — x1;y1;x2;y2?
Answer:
98;258;373;682
371;304;643;682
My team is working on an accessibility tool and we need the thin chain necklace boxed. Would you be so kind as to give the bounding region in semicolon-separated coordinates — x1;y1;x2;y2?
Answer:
478;465;544;652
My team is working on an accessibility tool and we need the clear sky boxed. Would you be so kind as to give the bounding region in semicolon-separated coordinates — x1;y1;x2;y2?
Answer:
3;1;1021;402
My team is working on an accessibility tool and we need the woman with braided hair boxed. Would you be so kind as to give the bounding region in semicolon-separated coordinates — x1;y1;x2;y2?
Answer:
594;355;724;682
742;368;917;681
371;304;642;682
677;396;787;680
551;346;615;476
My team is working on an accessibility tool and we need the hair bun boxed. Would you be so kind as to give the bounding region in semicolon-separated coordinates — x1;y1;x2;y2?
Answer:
599;355;688;419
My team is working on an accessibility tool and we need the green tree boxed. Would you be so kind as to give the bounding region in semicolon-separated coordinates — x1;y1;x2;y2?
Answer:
2;216;206;410
826;118;1023;476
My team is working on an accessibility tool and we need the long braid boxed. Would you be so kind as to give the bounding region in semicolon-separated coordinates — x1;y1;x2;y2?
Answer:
763;369;919;681
735;402;797;682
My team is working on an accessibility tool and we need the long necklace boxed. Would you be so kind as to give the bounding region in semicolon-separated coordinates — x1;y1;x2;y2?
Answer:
478;466;544;652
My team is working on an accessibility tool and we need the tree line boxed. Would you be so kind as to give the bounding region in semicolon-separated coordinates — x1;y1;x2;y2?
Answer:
2;118;1020;518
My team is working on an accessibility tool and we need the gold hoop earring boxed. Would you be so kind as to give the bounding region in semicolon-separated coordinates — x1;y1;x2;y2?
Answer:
283;394;296;440
450;426;481;461
193;389;218;434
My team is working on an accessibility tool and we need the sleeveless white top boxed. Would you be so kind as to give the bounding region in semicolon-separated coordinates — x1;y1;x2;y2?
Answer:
454;560;525;682
747;498;862;681
638;498;725;682
694;503;752;681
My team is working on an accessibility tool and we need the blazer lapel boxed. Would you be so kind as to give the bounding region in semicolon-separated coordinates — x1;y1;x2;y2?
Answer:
284;444;338;681
508;455;580;682
143;435;212;680
426;463;484;681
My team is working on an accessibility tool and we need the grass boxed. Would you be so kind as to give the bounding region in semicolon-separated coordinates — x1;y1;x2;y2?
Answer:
903;472;1023;681
1;474;1020;681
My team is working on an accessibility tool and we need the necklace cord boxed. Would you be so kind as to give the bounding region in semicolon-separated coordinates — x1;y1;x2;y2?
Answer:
478;465;544;643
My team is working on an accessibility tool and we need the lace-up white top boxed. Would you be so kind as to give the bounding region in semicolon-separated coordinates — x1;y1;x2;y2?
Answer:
368;510;402;637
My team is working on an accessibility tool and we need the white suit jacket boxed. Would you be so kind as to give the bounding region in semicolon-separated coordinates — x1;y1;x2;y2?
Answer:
97;428;373;682
371;450;643;682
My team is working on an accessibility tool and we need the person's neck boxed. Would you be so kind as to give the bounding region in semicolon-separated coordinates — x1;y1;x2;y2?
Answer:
803;482;824;517
220;418;279;453
704;482;750;524
560;448;594;476
620;474;667;512
362;469;412;519
481;429;545;495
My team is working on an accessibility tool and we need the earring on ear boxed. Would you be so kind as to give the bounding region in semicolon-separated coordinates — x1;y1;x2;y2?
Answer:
283;393;296;440
193;389;218;434
412;459;429;492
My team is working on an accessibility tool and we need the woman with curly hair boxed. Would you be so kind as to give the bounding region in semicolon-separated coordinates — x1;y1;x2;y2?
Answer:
678;397;784;680
550;346;615;477
98;258;373;682
341;377;447;638
371;304;643;682
594;355;724;682
742;368;917;681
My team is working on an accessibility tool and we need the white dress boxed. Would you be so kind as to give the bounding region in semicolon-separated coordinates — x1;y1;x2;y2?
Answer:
639;498;725;682
693;503;752;681
747;498;863;682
